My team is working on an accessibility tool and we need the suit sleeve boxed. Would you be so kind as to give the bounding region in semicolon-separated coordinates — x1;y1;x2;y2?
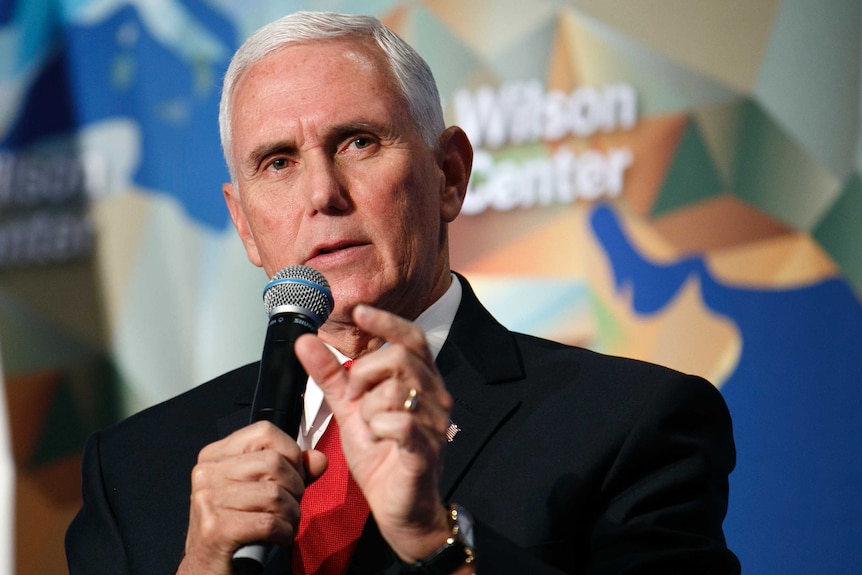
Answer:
65;431;132;575
584;374;740;574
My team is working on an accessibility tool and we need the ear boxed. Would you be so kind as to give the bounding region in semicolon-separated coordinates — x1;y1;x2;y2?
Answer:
223;182;263;268
437;126;473;223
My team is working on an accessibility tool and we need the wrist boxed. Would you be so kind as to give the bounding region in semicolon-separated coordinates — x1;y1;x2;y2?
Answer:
390;504;451;564
398;504;475;575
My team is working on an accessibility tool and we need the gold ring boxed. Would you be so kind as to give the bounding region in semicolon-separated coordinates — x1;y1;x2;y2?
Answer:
403;388;419;412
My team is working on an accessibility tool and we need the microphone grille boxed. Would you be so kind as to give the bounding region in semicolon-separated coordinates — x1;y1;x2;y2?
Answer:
263;265;334;327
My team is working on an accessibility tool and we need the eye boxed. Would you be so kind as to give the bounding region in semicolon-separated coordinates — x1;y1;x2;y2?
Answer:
350;137;374;150
268;157;289;171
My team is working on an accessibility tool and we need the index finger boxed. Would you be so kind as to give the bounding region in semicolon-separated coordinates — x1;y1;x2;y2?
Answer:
294;332;350;406
351;304;435;369
198;421;303;465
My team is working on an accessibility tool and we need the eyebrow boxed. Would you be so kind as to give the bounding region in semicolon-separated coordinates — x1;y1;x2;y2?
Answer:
243;141;295;174
241;120;393;173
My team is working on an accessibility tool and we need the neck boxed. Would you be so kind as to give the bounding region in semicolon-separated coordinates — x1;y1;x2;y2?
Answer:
318;318;387;359
319;271;454;359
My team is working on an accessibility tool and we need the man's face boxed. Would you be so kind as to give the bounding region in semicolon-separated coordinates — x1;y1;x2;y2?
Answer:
224;38;467;326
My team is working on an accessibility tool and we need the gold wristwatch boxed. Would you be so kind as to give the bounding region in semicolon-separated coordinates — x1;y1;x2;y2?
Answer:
399;504;475;574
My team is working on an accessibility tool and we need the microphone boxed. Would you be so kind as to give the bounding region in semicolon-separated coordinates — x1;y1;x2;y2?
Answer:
232;265;334;574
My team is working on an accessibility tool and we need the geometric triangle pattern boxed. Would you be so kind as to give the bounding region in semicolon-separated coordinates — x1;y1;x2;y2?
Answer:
651;118;725;218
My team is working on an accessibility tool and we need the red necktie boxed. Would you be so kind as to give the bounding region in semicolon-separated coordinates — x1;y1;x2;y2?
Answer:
291;361;370;575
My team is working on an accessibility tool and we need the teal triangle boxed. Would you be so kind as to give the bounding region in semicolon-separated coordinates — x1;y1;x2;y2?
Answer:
492;16;556;83
652;117;724;217
813;172;862;296
409;6;487;97
731;99;837;231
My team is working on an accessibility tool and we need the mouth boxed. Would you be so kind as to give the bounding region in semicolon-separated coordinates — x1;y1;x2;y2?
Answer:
307;240;369;264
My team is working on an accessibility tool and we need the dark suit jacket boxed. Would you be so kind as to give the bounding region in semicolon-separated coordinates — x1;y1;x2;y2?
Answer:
66;275;740;574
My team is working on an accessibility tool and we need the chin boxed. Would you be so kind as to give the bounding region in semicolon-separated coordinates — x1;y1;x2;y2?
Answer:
329;282;373;313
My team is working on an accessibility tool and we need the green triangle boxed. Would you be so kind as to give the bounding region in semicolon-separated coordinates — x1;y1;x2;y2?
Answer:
589;288;626;353
29;375;87;468
30;356;123;468
652;118;724;217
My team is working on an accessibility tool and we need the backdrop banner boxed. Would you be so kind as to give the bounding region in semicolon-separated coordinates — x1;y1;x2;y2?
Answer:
1;1;860;573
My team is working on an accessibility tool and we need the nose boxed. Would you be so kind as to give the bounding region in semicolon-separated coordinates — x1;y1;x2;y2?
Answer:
302;154;350;215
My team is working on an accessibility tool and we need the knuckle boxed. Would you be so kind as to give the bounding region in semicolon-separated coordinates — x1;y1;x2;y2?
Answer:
190;487;213;513
380;381;401;403
390;344;412;365
256;513;280;538
262;480;283;504
250;420;277;439
261;449;286;471
409;328;428;349
190;463;212;487
196;445;213;462
403;327;428;352
197;511;221;539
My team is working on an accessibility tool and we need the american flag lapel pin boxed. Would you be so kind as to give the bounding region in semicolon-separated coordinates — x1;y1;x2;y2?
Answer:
446;420;461;442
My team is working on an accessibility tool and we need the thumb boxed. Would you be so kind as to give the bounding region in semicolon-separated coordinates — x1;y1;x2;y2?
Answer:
303;449;329;485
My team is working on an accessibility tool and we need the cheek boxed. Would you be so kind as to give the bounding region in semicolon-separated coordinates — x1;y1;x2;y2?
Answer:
388;200;442;271
245;198;299;259
246;188;296;228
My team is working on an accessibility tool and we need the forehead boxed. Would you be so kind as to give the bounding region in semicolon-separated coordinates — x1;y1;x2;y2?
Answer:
232;38;404;121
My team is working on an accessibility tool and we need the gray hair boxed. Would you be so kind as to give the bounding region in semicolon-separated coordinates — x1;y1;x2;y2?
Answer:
218;11;446;183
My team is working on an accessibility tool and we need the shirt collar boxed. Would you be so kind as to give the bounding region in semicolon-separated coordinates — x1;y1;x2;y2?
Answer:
412;272;462;361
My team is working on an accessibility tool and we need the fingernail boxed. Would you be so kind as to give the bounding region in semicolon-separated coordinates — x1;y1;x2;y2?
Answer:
354;304;370;320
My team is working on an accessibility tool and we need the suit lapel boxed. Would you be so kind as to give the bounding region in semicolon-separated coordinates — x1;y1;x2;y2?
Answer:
437;346;521;499
436;274;525;499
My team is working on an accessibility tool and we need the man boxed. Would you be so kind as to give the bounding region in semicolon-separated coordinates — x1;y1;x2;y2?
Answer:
66;11;740;575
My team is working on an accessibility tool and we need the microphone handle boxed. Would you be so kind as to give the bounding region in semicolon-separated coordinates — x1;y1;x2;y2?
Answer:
232;312;316;574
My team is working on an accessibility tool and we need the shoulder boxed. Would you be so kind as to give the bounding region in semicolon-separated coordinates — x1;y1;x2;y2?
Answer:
508;331;731;427
510;330;691;387
96;362;259;456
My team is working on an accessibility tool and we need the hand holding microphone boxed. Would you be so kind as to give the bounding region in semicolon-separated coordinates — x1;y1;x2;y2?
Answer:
232;265;334;573
176;266;332;575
